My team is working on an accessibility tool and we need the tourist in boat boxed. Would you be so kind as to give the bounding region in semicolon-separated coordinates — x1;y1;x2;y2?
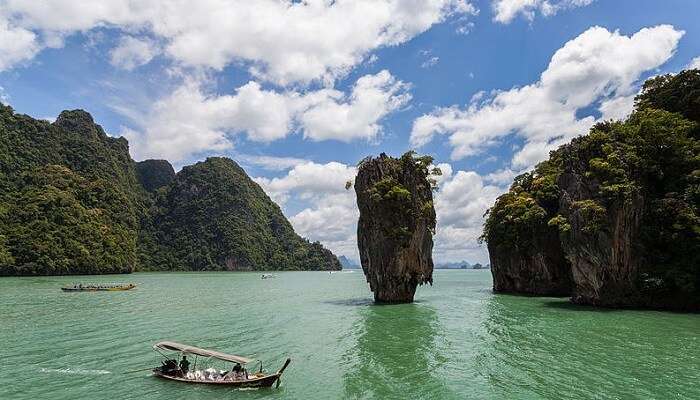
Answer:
161;359;178;376
228;362;247;380
179;355;190;376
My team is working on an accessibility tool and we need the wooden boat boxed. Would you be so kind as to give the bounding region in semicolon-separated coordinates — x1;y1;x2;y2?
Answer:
61;283;136;292
152;341;290;388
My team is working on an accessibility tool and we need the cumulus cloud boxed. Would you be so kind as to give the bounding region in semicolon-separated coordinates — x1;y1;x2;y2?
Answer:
109;35;160;70
411;25;684;170
289;193;359;258
0;16;39;71
687;57;700;70
0;86;8;103
431;167;506;263
237;154;309;171
492;0;595;24
255;161;356;205
0;0;476;85
253;158;502;264
255;161;359;258
299;70;411;142
125;70;409;161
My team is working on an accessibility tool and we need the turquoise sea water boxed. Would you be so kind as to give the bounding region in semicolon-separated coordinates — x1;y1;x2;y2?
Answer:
1;270;698;400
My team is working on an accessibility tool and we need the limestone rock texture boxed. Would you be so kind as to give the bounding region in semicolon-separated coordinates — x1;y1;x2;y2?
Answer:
557;168;645;308
355;152;436;303
488;227;572;296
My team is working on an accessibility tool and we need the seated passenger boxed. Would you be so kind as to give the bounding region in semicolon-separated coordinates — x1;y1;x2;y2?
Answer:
229;363;245;380
160;359;178;375
179;355;190;376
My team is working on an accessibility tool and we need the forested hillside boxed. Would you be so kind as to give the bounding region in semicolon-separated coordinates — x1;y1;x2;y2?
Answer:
0;106;340;275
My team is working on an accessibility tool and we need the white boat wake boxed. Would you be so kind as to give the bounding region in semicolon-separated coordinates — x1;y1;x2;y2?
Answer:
40;368;111;375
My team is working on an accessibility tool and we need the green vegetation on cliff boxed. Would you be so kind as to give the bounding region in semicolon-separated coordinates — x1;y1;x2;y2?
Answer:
0;105;340;275
0;107;145;275
360;151;438;242
135;159;176;192
149;157;340;271
355;151;437;303
483;70;700;309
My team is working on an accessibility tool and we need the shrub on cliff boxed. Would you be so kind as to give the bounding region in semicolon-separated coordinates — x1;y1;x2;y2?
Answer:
483;70;700;309
355;151;437;303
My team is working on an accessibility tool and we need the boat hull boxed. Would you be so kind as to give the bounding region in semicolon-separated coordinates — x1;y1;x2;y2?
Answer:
152;370;281;388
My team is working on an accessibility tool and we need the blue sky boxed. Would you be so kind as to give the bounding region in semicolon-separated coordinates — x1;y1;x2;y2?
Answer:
1;0;699;263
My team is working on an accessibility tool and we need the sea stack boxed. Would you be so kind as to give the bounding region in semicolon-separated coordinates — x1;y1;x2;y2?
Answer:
354;152;436;303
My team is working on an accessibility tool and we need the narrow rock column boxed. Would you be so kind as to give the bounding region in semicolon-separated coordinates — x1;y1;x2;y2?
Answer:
354;152;436;303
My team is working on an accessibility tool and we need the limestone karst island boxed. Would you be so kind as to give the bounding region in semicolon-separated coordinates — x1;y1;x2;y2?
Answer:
1;1;698;399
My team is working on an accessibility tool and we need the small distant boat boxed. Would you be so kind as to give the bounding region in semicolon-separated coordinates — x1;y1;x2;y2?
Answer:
261;274;275;279
151;341;290;388
61;283;136;292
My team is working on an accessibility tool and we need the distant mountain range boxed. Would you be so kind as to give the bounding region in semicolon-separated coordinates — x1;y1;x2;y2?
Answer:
338;255;360;269
339;256;489;270
435;261;489;269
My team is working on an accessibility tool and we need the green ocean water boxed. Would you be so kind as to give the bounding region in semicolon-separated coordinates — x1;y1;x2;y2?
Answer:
1;270;698;400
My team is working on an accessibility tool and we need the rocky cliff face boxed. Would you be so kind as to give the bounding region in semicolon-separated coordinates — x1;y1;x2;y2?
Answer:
557;168;645;307
488;227;571;296
483;70;700;311
485;118;699;311
355;152;435;303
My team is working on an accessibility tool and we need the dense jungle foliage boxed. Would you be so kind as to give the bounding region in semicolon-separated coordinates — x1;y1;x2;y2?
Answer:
360;151;438;242
148;157;340;271
0;105;340;275
483;69;700;301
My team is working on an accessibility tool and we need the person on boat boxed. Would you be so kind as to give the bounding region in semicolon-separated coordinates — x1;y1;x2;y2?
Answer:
161;359;178;375
179;355;190;376
227;363;246;380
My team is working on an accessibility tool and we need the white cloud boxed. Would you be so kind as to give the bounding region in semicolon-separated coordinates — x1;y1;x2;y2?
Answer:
255;161;356;205
432;168;506;263
484;168;519;186
599;93;636;122
0;16;39;71
125;70;410;161
238;154;309;171
0;0;477;85
456;22;475;35
421;56;440;68
109;35;159;70
290;193;359;258
0;86;9;103
411;25;684;170
687;57;700;70
299;70;411;142
254;158;503;264
435;170;502;230
492;0;595;24
255;161;359;258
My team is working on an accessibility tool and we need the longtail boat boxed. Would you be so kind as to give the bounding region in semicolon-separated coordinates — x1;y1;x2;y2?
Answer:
61;283;136;292
151;341;291;388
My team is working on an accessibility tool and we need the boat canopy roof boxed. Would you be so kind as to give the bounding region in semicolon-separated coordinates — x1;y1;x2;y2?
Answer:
153;341;253;364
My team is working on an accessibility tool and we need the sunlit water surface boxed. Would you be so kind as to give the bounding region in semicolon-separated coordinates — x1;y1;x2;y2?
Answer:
1;270;698;399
